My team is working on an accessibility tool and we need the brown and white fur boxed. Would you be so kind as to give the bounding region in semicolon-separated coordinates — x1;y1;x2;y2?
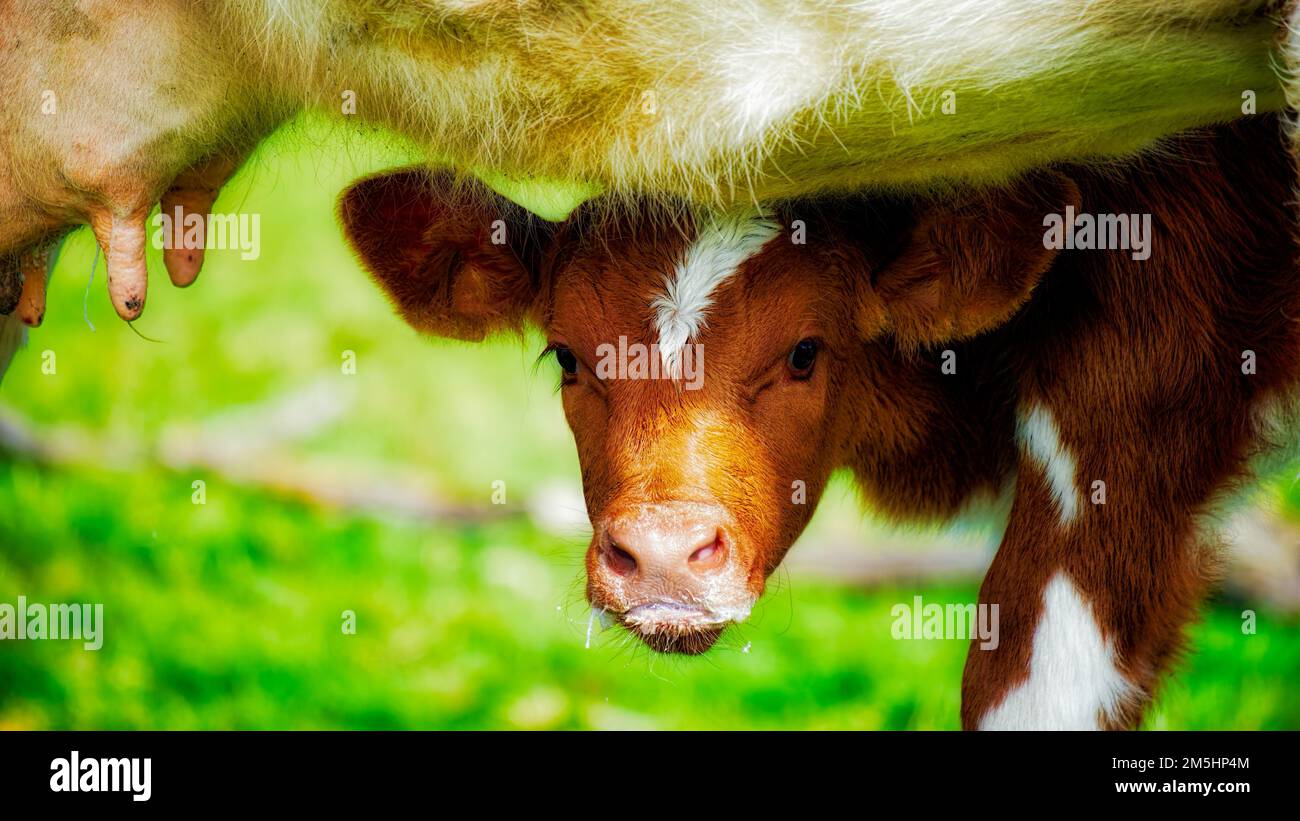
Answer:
340;114;1300;729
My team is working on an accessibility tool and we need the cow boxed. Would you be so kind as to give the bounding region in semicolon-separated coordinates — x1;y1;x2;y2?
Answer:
0;0;1292;329
338;114;1300;729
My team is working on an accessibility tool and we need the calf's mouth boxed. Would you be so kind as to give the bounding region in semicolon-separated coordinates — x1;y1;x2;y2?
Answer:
605;599;755;655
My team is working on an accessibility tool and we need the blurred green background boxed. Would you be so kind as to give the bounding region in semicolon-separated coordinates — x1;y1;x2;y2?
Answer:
1;117;1297;730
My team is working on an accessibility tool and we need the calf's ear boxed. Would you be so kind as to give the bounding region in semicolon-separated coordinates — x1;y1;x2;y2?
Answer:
860;171;1080;347
338;168;558;341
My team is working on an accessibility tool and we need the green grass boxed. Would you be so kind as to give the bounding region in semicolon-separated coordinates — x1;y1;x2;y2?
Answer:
2;462;1296;730
0;116;1297;729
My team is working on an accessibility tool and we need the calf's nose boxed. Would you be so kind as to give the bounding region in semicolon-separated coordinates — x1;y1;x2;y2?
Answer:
598;503;730;588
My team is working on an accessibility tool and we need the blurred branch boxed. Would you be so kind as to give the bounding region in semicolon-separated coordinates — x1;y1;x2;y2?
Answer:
0;386;518;524
1221;511;1300;614
2;396;1297;611
787;540;992;586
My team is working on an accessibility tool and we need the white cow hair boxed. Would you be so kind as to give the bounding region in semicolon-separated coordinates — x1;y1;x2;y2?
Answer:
979;572;1141;730
1017;403;1083;526
651;210;779;374
216;0;1288;204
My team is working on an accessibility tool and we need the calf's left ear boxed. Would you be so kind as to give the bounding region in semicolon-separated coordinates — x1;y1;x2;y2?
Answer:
861;171;1080;347
338;168;558;341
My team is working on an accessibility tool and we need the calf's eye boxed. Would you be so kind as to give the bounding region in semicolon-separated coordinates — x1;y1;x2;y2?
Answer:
554;345;579;376
787;338;818;378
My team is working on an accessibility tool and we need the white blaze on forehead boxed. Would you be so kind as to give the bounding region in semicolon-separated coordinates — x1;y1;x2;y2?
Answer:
979;572;1139;730
652;209;779;374
1017;403;1082;526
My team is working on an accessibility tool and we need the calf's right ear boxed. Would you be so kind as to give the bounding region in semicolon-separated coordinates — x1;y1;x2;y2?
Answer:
857;171;1080;348
338;168;558;341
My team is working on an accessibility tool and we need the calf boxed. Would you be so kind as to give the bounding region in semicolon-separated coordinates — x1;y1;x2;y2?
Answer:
339;115;1300;729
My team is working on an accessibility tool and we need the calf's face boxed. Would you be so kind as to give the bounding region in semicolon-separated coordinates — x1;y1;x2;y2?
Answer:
340;170;1076;654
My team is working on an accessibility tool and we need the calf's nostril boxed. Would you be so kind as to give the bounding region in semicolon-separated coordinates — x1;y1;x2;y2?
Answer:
689;543;716;562
688;532;727;571
603;540;638;576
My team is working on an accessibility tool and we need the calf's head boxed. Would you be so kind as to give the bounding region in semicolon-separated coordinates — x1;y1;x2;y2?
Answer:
340;169;1076;654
